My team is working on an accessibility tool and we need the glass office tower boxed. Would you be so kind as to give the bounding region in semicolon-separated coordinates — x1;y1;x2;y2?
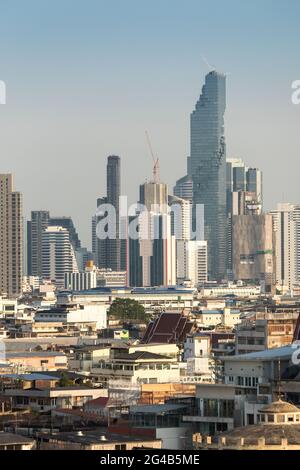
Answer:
191;71;227;280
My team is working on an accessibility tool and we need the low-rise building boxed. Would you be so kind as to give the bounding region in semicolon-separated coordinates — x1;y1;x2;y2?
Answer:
37;429;161;450
91;349;184;387
193;308;241;329
5;386;108;412
5;351;68;372
0;432;35;450
35;302;107;332
235;311;299;354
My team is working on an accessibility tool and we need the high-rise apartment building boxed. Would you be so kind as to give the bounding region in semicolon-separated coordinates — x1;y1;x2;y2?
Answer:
129;180;176;287
93;156;127;272
139;181;168;213
173;175;193;203
27;211;50;276
270;203;299;289
190;71;227;280
0;174;23;297
232;214;274;292
168;195;191;240
177;240;207;287
42;226;78;289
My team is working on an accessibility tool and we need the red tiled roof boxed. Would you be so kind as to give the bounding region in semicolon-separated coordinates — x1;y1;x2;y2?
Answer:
84;397;109;408
141;312;193;344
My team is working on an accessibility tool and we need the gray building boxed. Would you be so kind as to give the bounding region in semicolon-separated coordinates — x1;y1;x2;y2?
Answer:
93;156;127;272
0;174;23;297
232;214;274;292
27;210;50;276
190;71;227;281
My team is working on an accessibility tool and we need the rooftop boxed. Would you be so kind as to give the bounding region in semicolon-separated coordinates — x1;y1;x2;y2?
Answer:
260;400;300;414
0;432;35;446
37;429;160;445
130;404;188;414
224;344;296;362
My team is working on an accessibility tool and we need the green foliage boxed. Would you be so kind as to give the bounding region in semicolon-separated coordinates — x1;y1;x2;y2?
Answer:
108;298;149;323
58;372;74;388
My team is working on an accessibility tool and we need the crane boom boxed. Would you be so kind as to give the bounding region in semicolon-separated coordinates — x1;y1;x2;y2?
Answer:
145;130;159;183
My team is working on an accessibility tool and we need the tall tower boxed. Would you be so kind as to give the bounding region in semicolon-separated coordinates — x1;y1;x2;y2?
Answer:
42;226;78;289
191;71;227;280
0;174;23;297
93;156;127;272
27;210;50;276
106;155;122;271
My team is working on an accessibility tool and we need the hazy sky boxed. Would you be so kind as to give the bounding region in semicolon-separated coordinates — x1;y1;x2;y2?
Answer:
0;0;299;247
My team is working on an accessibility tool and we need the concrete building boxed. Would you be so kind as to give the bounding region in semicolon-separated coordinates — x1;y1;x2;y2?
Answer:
232;214;274;292
191;71;227;281
168;195;191;241
42;226;79;288
4;351;68;372
0;433;35;450
38;429;161;450
64;270;97;291
57;286;195;313
173;174;193;203
177;240;207;287
35;302;107;331
27;210;50;277
235;311;299;355
96;269;127;287
91;350;184;387
184;334;211;376
200;282;261;298
0;174;23;297
183;383;237;436
193;308;241;329
270;203;296;289
194;400;300;450
129;211;176;287
6;386;107;412
127;403;192;449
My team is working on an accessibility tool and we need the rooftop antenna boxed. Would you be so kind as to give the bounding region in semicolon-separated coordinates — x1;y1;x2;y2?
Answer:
200;55;215;72
200;55;230;76
145;130;160;183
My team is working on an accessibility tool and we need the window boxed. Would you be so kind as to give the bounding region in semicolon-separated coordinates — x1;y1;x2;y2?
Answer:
115;444;126;451
277;415;285;423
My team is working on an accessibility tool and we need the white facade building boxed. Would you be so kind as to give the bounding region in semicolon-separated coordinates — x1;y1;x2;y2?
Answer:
64;271;97;291
270;203;295;289
42;226;78;289
177;240;207;287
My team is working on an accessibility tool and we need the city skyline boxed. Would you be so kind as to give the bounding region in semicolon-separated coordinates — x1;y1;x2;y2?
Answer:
0;0;299;247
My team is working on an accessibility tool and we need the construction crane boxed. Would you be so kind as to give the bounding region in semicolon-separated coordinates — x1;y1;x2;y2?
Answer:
145;130;160;183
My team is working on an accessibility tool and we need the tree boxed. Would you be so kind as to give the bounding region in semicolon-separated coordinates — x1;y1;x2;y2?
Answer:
108;298;149;323
58;372;74;388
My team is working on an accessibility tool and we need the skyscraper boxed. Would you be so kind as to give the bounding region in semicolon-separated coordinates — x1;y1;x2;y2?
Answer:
0;174;23;297
173;175;193;203
106;155;121;271
232;214;274;292
190;71;227;280
42;226;78;289
270;203;300;289
93;156;127;272
27;210;50;276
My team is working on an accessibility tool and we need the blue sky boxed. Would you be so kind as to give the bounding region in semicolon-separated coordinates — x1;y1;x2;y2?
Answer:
0;0;299;246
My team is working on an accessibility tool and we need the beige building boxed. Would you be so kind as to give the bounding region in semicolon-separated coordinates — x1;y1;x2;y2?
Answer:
235;311;299;354
232;214;274;292
0;174;23;297
193;400;300;450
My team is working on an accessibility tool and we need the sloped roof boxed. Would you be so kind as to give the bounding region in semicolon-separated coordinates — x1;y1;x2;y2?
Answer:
141;312;194;344
260;400;300;414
